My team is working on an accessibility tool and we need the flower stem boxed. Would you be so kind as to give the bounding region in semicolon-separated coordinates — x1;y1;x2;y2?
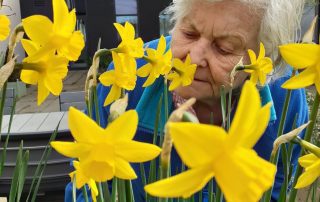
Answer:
288;92;320;202
264;72;295;202
159;78;170;202
292;137;320;158
82;186;89;202
97;182;105;202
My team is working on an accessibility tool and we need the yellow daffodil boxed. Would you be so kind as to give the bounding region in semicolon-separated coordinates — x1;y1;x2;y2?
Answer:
280;44;320;94
0;15;10;41
137;35;172;87
99;51;137;106
295;153;320;189
22;0;84;62
70;161;98;202
113;22;144;58
145;81;276;201
20;39;68;105
51;107;161;182
244;43;273;85
167;54;196;91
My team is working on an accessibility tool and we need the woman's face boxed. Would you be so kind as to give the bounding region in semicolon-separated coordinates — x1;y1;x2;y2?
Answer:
171;0;262;101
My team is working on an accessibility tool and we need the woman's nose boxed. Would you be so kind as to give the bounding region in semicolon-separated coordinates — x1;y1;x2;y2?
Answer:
189;38;209;68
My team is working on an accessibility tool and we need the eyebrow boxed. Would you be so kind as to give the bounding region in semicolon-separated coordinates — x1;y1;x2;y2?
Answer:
181;17;246;50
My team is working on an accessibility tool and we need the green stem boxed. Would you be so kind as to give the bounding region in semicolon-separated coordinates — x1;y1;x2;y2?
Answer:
264;75;294;202
0;82;8;133
142;56;154;64
98;182;105;202
164;78;169;121
159;78;170;202
82;186;89;202
288;93;320;202
93;86;101;125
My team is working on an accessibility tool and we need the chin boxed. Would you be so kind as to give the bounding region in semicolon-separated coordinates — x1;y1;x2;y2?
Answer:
173;85;218;101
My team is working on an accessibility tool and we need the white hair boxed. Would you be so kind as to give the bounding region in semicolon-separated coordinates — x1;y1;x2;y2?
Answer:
167;0;306;79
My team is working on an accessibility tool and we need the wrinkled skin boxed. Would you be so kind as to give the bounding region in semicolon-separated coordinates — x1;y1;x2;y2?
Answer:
171;0;262;123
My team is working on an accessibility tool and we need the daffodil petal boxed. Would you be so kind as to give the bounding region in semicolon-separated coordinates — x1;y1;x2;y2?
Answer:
298;153;319;168
169;78;181;91
114;23;127;41
53;0;74;32
37;79;50;105
24;42;56;63
257;43;266;60
241;103;271;148
115;140;161;162
169;122;226;168
75;171;89;189
0;15;10;41
88;179;98;202
50;141;91;158
48;56;69;78
248;49;257;63
166;72;179;80
22;15;53;45
68;107;105;143
142;75;157;87
44;76;63;96
21;39;40;56
281;67;316;90
249;72;259;85
112;51;122;72
106;110;138;141
137;63;152;77
214;149;276;202
145;165;214;198
295;160;320;189
228;81;261;146
125;22;135;40
279;44;320;69
20;69;39;85
114;158;137;179
99;70;116;86
173;58;184;71
104;85;121;106
157;35;166;55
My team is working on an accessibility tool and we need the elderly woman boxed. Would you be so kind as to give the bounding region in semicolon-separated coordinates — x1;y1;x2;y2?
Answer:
66;0;308;201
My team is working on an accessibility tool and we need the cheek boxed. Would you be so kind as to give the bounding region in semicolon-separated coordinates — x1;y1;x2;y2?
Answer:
207;54;243;85
171;33;190;59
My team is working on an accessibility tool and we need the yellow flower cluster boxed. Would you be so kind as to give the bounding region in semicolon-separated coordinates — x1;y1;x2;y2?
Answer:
51;107;161;201
99;23;198;106
244;43;273;86
20;0;85;105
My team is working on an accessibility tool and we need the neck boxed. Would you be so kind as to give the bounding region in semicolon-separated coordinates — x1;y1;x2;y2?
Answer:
194;98;223;125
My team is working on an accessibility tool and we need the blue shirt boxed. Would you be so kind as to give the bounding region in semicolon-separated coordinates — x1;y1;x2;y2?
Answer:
65;36;309;202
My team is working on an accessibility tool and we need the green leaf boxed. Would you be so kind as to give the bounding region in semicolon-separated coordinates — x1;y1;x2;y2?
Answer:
0;97;16;176
27;126;59;202
9;141;23;202
17;150;29;202
111;178;118;202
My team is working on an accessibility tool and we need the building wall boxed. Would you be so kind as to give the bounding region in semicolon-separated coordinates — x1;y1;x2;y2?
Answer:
0;0;25;63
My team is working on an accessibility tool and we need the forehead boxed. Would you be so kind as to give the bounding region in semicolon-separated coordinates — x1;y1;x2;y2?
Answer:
180;1;261;40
